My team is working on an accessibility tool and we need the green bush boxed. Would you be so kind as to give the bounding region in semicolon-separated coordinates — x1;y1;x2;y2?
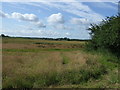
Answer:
88;15;120;56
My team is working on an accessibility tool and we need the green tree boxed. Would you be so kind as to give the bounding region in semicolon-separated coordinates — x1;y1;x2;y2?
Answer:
88;15;120;56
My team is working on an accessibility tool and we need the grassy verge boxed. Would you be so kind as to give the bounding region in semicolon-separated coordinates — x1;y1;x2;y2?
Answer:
81;48;119;88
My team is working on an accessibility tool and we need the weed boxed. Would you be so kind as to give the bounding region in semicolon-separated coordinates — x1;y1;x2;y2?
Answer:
61;53;70;64
62;57;69;64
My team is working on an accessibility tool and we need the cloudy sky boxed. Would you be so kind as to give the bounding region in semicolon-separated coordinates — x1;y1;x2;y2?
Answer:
0;0;118;39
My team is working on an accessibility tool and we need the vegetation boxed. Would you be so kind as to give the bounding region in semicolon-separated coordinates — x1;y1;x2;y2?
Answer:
85;15;119;88
87;15;120;57
1;34;89;41
0;34;9;37
2;37;119;88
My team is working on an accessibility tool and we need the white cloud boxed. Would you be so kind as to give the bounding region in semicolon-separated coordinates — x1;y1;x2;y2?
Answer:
47;13;69;30
0;11;46;28
47;13;64;24
21;2;51;11
2;28;61;38
13;1;116;25
70;17;100;32
65;32;71;36
71;18;90;25
35;21;46;28
40;1;104;23
11;12;39;22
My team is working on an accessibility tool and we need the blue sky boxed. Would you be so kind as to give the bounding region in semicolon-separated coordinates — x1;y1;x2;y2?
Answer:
0;1;118;39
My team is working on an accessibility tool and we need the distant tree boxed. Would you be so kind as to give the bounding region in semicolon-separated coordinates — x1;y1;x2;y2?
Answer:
1;34;5;37
0;34;9;37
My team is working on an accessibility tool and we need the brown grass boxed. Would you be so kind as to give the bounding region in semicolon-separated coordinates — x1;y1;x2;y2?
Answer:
2;37;85;49
2;51;89;77
2;37;118;88
2;38;88;88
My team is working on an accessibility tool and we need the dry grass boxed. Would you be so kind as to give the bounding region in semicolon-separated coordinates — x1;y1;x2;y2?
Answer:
2;43;83;49
2;51;89;77
2;37;85;44
2;50;92;88
2;38;89;88
2;37;118;88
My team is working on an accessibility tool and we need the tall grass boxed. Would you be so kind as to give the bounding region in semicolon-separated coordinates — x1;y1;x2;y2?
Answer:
3;57;107;88
2;38;119;88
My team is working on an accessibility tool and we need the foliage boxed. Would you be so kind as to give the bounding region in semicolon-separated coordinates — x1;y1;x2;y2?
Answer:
88;15;120;56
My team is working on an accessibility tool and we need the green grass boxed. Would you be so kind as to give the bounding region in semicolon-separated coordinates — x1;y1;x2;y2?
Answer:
61;53;70;64
84;48;118;69
62;58;69;64
80;48;119;88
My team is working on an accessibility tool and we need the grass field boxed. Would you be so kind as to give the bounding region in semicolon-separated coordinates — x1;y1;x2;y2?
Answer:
2;37;119;88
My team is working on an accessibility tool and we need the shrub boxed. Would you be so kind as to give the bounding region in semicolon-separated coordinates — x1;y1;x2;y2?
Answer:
88;15;120;56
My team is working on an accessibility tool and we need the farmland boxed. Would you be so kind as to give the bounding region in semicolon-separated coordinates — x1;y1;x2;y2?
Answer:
2;37;119;88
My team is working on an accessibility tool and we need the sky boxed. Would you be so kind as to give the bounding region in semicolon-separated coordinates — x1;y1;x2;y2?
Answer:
0;0;118;39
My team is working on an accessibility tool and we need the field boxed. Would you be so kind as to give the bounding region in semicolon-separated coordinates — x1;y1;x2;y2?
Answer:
2;37;119;88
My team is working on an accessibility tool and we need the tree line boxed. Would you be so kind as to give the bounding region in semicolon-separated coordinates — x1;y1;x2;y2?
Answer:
0;34;89;41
